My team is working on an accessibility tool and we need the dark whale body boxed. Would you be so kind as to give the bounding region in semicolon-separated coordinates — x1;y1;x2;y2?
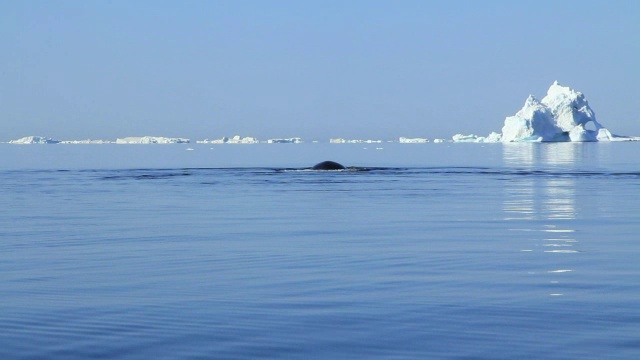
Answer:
312;161;346;170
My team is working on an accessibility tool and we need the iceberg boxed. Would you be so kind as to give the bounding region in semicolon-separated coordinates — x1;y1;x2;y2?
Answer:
399;137;429;143
501;95;563;142
60;139;114;144
197;135;260;144
266;137;303;144
452;132;502;143
497;81;637;142
452;134;482;143
226;135;259;144
115;136;190;144
196;137;228;144
329;138;383;144
542;81;601;134
9;136;61;144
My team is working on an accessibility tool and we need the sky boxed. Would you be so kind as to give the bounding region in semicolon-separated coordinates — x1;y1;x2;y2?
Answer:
1;0;639;141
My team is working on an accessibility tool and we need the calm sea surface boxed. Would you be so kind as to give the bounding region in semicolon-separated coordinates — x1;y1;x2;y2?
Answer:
1;142;639;359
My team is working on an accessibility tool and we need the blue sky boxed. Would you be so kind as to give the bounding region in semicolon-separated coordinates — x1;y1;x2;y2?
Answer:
1;0;639;141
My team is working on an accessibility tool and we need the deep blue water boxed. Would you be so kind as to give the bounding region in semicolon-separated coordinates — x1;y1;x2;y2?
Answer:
1;143;640;359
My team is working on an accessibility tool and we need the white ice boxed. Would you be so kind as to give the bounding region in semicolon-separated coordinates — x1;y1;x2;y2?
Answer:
8;136;62;144
454;81;639;143
116;136;190;144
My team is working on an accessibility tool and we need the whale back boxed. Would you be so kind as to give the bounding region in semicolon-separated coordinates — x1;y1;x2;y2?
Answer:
312;161;346;170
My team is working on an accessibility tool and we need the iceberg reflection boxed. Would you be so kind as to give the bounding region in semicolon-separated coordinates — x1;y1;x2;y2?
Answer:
502;143;585;296
502;143;579;221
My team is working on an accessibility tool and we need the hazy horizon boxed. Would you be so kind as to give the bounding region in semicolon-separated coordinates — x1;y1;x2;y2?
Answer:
2;1;639;141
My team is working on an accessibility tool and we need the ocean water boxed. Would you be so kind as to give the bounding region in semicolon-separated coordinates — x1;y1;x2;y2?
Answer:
1;142;640;359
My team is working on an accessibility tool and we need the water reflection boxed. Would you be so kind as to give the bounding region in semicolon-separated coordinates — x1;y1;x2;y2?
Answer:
503;143;580;221
502;143;587;296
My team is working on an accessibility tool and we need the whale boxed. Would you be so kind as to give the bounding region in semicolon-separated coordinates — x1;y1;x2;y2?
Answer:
312;161;346;170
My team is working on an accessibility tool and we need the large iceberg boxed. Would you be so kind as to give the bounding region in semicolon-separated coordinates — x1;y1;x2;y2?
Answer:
542;81;601;132
452;81;637;143
500;81;632;142
501;95;563;142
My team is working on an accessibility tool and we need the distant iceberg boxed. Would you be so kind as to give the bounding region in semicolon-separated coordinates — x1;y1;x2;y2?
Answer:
399;137;429;143
195;136;303;144
453;81;639;143
330;138;384;144
452;132;502;143
60;139;114;144
226;135;258;144
196;137;228;144
9;136;61;144
266;137;303;144
197;135;259;144
7;136;185;144
115;136;190;144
